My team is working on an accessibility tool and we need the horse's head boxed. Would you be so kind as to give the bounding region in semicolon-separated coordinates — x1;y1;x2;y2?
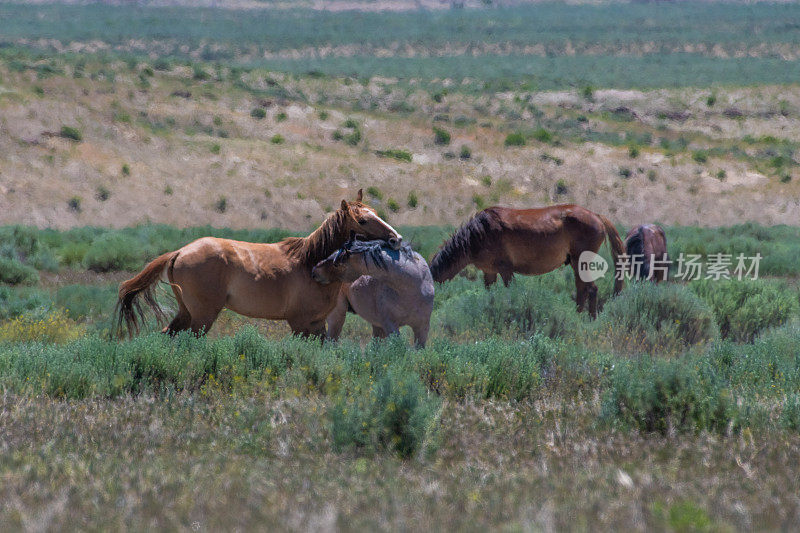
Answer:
311;232;388;284
311;234;355;285
340;188;402;250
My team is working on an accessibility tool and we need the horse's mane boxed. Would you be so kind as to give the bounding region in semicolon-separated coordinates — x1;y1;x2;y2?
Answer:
335;239;415;270
429;208;503;282
283;209;348;266
625;226;649;280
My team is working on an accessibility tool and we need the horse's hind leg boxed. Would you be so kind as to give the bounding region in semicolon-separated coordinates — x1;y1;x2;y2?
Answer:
163;283;192;335
570;259;598;318
372;325;387;339
483;271;497;289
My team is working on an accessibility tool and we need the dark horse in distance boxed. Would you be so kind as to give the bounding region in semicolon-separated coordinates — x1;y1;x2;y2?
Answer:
624;224;669;282
429;204;625;318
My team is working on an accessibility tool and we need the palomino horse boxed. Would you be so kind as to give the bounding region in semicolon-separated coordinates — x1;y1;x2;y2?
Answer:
117;190;402;337
311;236;434;347
625;224;669;282
429;204;624;318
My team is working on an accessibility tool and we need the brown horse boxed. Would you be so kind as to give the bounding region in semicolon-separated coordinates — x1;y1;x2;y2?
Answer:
429;204;624;318
625;224;669;282
117;190;402;337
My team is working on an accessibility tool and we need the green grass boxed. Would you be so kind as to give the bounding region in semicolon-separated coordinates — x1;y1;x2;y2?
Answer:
5;4;800;91
1;221;800;528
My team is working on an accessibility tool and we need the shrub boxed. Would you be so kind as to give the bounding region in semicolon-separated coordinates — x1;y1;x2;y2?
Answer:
0;310;84;344
415;337;553;401
250;107;266;119
689;279;799;342
214;197;228;213
531;128;553;144
83;234;144;272
459;145;472;160
67;197;82;212
366;186;383;200
0;257;39;285
692;150;708;163
59;126;82;142
210;143;221;154
781;394;800;431
555;179;568;195
581;85;595;101
596;283;718;355
95;186;110;202
270;134;284;144
192;65;210;80
343;118;358;129
0;286;50;319
318;110;329;120
504;132;526;147
375;149;412;162
275;112;287;122
344;129;362;146
121;163;131;176
618;167;632;178
706;94;717;107
55;284;116;321
602;355;735;434
433;127;451;146
407;191;418;208
387;199;400;213
435;279;581;340
329;366;440;458
628;145;640;158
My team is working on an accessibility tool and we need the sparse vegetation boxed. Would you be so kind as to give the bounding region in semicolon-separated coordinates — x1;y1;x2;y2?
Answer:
3;2;800;527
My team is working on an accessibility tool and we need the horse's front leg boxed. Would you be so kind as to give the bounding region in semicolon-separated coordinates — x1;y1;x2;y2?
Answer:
483;271;498;289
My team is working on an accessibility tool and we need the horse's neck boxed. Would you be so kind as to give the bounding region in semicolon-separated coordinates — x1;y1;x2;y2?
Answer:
362;253;419;290
300;212;348;263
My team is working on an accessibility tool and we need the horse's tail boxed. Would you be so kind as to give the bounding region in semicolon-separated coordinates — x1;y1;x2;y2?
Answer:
625;226;648;281
598;214;625;295
430;209;502;283
116;250;178;337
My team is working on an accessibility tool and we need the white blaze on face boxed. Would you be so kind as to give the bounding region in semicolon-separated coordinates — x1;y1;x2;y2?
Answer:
364;209;403;249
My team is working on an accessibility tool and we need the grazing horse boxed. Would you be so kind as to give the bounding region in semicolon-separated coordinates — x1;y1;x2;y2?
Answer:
117;190;402;337
429;204;624;318
311;237;434;347
625;224;669;282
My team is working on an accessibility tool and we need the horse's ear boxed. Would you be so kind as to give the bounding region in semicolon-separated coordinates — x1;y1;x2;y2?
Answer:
340;199;349;212
356;188;363;203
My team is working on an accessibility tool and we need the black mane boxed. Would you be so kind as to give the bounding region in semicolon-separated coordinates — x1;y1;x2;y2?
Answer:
332;239;415;270
429;209;502;282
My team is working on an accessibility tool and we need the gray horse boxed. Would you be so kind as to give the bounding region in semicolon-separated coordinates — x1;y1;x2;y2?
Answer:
311;237;434;347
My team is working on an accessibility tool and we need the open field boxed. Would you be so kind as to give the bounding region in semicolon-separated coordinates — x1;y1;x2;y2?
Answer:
1;222;800;529
3;1;800;530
